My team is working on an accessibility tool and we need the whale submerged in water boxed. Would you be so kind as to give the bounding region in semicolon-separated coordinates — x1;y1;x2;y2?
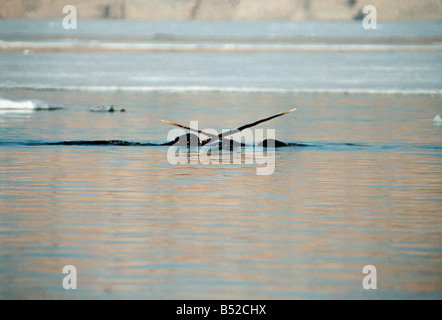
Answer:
161;133;289;148
161;108;297;148
47;108;299;148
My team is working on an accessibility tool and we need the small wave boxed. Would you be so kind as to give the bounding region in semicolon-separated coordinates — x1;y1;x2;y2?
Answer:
2;140;437;152
6;140;367;149
286;143;312;147
433;115;442;126
21;140;307;147
1;85;440;97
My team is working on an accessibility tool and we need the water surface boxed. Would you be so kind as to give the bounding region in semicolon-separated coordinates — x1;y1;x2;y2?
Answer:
0;20;441;299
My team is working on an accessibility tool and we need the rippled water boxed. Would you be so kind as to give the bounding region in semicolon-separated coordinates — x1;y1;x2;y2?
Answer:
0;20;441;299
0;90;441;299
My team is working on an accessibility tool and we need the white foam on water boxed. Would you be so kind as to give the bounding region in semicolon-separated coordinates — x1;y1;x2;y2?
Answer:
0;98;36;110
0;98;51;115
433;115;442;126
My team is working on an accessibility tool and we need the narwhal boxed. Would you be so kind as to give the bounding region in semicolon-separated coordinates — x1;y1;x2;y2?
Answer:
161;108;296;148
44;108;297;147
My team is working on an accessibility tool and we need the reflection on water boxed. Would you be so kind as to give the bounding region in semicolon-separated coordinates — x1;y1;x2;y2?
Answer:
0;91;441;299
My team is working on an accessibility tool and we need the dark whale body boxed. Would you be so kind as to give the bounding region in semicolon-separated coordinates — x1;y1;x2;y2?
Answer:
161;108;297;149
163;133;289;148
257;139;288;148
39;108;300;148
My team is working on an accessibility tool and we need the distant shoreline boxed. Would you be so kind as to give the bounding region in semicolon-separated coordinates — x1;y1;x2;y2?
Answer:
1;0;441;21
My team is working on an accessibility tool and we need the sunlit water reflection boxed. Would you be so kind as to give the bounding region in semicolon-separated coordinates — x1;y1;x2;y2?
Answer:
0;90;441;299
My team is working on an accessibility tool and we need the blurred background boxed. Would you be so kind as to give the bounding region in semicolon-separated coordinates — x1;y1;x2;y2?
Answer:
1;0;441;20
